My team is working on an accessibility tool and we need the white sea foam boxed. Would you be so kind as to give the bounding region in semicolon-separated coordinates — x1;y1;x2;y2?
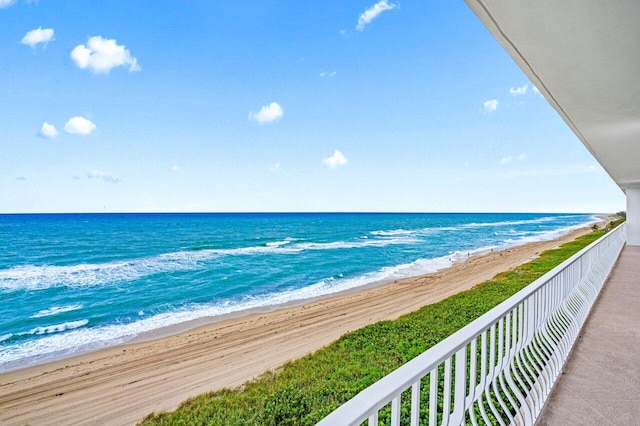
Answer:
460;216;558;229
0;247;289;292
368;216;570;237
32;304;83;318
211;245;302;256
292;237;416;251
0;216;595;294
0;256;206;292
445;223;590;263
370;227;446;237
265;237;295;247
506;221;595;246
29;319;88;336
0;333;12;343
0;255;457;371
0;235;419;293
265;241;289;247
0;255;454;372
370;229;415;236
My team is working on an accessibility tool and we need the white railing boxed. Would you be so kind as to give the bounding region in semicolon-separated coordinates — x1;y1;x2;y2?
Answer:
318;223;626;426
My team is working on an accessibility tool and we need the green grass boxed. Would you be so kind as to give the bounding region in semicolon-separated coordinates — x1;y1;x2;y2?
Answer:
140;218;624;426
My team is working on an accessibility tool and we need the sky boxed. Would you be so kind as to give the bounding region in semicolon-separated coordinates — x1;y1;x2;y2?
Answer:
0;0;626;213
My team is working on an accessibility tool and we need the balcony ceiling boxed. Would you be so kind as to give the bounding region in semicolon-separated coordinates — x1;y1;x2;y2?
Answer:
466;0;640;191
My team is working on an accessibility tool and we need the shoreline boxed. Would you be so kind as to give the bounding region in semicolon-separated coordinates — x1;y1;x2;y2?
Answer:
0;221;604;425
2;217;602;372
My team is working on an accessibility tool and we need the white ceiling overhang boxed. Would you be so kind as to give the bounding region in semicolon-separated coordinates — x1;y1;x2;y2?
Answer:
465;0;640;191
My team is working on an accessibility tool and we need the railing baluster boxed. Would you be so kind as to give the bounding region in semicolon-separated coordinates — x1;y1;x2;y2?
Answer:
477;331;492;425
411;380;420;426
467;337;479;426
429;367;439;425
442;358;452;425
391;395;400;426
368;412;378;425
451;346;467;424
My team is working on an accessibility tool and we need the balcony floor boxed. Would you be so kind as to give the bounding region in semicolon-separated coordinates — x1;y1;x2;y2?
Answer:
537;245;640;425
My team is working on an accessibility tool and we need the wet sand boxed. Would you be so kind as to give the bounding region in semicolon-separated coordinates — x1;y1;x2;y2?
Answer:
0;224;600;425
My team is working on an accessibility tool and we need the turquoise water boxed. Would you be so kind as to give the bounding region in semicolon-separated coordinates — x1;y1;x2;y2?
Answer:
0;213;596;371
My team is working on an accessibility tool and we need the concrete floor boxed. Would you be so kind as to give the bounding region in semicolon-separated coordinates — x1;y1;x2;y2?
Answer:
536;245;640;425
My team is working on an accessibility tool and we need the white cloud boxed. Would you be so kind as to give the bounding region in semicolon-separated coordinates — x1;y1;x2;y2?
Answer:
21;27;54;48
249;102;284;124
0;0;16;9
509;83;528;96
483;99;498;113
64;116;96;135
322;150;348;168
87;169;119;183
356;0;397;31
532;85;543;97
501;153;526;165
71;36;140;74
39;122;58;138
269;162;281;172
320;71;337;78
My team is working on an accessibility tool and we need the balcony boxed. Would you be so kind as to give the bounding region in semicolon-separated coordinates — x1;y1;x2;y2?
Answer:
319;223;628;425
537;243;640;425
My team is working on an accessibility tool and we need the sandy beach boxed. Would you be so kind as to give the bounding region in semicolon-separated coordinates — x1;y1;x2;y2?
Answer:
0;224;599;425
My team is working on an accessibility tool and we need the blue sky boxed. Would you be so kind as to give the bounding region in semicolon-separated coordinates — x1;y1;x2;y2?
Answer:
1;0;625;213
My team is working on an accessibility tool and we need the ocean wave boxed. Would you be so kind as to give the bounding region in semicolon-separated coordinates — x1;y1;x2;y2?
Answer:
0;244;299;292
370;229;415;236
0;217;595;293
29;319;89;336
0;236;417;292
265;241;291;247
499;221;593;247
0;255;211;292
368;216;572;237
292;237;416;251
0;256;454;371
370;227;455;237
460;216;558;229
265;237;296;247
1;216;594;293
32;304;83;318
0;333;12;343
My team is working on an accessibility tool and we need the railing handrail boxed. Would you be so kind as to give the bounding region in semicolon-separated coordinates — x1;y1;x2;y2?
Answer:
318;222;626;425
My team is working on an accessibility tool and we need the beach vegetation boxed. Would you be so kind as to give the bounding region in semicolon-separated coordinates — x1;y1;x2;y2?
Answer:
140;218;624;426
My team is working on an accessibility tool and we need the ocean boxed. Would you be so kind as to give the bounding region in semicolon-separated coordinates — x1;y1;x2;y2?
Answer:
0;212;597;372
